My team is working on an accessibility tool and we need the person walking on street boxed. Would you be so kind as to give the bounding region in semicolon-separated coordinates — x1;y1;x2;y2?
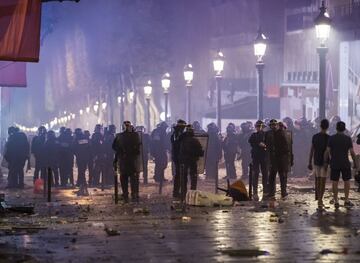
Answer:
324;121;357;209
308;119;329;211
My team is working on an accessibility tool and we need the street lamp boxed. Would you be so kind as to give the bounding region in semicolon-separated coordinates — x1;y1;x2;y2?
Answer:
254;28;267;120
213;51;224;133
93;103;99;113
184;64;193;123
79;109;83;115
144;80;152;131
161;73;171;123
101;102;107;110
315;0;331;120
128;90;136;125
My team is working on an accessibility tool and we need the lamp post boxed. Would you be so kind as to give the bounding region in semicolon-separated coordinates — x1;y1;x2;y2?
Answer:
315;1;331;120
254;28;267;120
128;90;136;125
184;64;194;123
144;80;152;131
213;51;225;132
161;73;171;123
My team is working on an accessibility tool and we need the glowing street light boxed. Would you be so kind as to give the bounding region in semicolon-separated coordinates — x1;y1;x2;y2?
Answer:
315;1;331;46
162;73;171;123
184;64;194;122
86;107;90;113
213;51;225;77
144;80;152;131
93;104;99;112
254;29;267;63
101;102;107;110
79;109;84;115
315;0;331;120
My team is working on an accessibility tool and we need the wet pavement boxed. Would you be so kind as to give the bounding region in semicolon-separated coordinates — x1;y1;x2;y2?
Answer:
1;166;360;262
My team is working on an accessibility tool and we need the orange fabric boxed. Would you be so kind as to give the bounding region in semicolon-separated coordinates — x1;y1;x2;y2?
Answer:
0;0;41;62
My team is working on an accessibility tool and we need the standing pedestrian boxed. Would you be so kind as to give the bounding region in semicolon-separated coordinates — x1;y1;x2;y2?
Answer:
324;121;357;208
308;119;329;211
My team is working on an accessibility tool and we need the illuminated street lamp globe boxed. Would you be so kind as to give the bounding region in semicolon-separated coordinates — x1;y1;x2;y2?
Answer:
314;1;331;46
128;90;135;103
161;73;171;94
213;51;225;77
254;28;267;62
183;64;194;86
144;80;152;99
101;102;107;110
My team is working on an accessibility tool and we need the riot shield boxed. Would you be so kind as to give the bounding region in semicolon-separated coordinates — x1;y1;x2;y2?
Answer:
135;131;144;173
194;133;209;174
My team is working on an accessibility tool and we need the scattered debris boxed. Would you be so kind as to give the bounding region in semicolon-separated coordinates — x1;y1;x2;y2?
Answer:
133;208;150;215
181;216;191;222
104;227;120;236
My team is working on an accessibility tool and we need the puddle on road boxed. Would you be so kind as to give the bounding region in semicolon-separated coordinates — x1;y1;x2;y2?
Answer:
219;249;270;257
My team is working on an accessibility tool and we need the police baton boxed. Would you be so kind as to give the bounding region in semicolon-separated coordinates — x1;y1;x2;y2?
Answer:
248;163;253;200
114;163;119;204
47;167;52;202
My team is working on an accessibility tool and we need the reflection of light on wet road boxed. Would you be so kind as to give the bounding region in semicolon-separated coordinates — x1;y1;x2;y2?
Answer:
211;210;232;249
21;235;32;248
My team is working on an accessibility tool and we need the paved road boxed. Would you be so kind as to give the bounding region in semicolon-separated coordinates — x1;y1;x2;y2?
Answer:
1;173;360;262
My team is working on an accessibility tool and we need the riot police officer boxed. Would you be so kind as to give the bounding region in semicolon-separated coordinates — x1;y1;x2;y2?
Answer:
112;121;141;202
44;130;60;186
223;123;238;179
31;126;47;182
136;126;150;184
238;122;252;179
265;119;292;200
58;128;74;187
150;122;168;183
205;123;222;180
103;125;116;186
73;128;91;195
171;119;187;198
5;127;29;188
179;125;204;197
91;124;105;187
248;120;268;200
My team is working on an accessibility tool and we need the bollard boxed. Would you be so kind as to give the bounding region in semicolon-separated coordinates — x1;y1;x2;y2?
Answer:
47;167;52;202
114;172;119;204
248;163;253;200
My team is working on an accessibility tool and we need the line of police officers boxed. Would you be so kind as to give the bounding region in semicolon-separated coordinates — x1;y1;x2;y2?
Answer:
4;115;345;202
